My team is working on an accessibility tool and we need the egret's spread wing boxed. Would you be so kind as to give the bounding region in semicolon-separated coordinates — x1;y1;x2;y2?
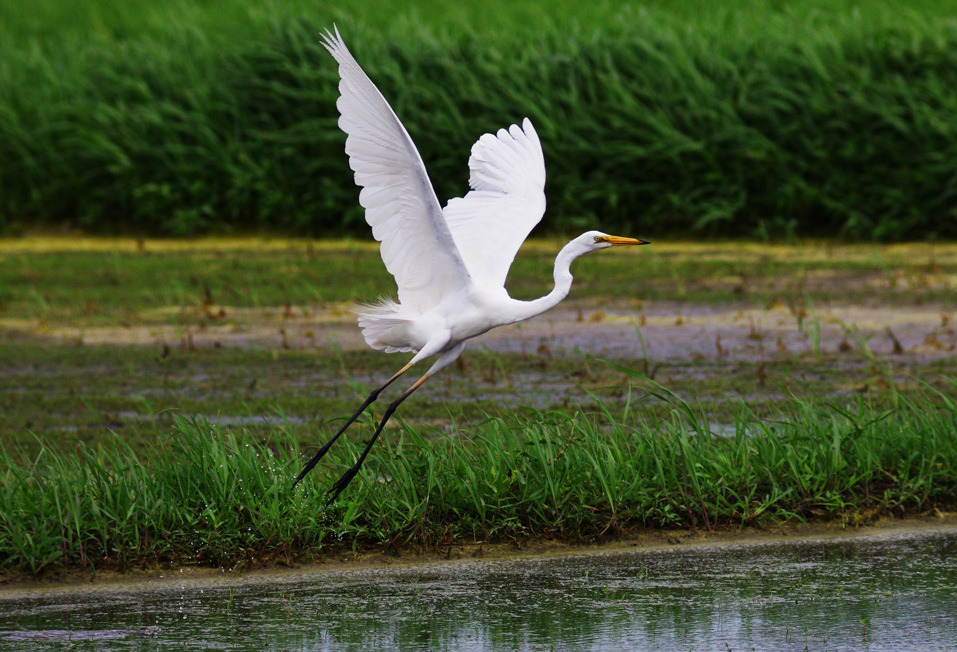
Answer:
321;29;470;313
442;118;547;290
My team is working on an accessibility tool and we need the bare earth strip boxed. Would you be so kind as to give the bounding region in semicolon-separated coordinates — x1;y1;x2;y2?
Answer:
14;300;954;363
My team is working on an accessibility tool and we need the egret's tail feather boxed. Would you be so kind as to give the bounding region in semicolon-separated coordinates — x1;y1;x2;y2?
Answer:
355;299;420;353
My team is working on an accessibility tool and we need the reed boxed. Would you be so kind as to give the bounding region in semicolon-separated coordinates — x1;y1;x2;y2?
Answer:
1;1;955;239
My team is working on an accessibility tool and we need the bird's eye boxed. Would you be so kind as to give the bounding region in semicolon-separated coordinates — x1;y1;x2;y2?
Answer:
594;236;604;243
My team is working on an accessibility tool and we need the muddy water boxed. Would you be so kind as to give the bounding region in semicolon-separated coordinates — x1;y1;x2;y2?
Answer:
2;528;955;650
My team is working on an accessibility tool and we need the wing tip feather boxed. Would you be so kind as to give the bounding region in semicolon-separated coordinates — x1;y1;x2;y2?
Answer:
320;24;349;59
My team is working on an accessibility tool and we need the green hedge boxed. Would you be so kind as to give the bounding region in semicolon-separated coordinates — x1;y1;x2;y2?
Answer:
1;6;956;238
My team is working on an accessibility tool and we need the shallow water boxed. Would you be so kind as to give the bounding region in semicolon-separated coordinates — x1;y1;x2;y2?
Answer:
1;527;955;650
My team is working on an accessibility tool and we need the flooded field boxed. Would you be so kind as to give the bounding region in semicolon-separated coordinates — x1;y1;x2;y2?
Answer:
2;526;954;650
3;240;954;455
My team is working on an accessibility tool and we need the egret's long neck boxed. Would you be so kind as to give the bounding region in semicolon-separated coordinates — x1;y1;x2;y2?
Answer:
509;242;582;323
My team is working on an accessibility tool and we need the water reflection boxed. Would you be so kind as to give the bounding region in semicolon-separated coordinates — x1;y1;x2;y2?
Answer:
1;527;955;650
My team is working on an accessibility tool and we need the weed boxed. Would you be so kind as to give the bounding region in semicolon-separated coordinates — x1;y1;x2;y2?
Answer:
1;2;956;238
1;385;954;576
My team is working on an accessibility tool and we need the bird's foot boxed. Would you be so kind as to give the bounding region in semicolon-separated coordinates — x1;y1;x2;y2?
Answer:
325;465;360;506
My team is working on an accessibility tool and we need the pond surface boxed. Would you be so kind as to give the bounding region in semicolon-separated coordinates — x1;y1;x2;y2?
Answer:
1;527;955;651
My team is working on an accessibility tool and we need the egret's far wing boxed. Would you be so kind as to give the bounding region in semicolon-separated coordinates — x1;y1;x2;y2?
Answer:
321;28;470;313
442;118;546;290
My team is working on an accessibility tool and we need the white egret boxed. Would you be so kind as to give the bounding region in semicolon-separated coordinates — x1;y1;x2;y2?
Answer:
294;28;649;503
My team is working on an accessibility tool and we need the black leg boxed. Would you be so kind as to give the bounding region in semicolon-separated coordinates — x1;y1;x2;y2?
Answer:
325;373;430;506
292;363;411;489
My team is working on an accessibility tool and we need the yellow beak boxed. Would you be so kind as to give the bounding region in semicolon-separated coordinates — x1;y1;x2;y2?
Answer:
604;235;650;246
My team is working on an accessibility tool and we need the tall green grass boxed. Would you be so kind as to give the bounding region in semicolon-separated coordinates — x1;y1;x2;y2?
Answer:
1;1;955;239
1;387;954;576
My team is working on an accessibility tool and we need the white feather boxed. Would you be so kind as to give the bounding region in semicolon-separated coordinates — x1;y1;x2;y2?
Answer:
320;28;471;316
355;299;421;353
443;118;547;289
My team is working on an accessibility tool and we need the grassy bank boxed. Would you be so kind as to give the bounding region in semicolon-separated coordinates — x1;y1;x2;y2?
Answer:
1;388;955;576
1;238;953;577
2;1;956;238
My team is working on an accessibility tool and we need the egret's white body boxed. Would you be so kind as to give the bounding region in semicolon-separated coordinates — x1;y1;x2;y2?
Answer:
359;233;613;360
294;28;648;502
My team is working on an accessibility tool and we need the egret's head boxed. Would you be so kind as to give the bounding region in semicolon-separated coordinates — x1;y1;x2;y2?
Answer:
580;230;650;251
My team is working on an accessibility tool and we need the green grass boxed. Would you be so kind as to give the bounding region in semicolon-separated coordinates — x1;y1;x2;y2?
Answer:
1;387;954;575
2;0;957;238
1;238;954;577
